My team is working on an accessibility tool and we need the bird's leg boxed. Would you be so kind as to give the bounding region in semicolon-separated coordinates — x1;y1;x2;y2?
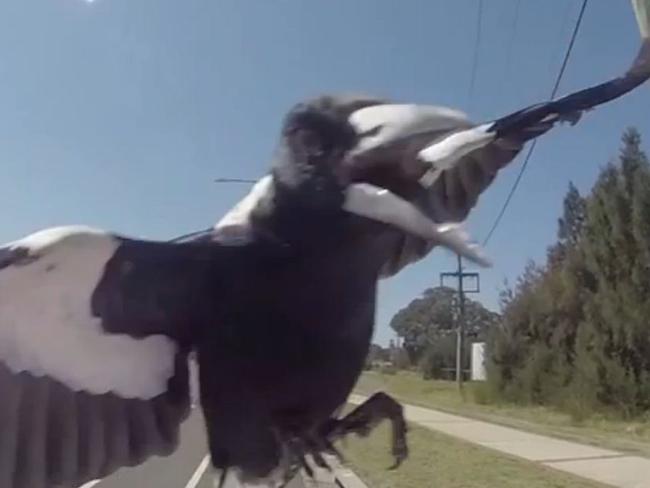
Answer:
322;392;409;469
216;468;229;488
302;438;331;470
285;434;337;478
277;429;334;483
306;433;346;465
298;455;314;479
280;460;303;487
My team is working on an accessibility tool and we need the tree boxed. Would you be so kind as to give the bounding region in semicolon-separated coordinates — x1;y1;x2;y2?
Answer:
578;128;650;413
390;287;453;363
550;182;587;268
366;343;390;364
486;128;650;416
390;286;500;378
558;182;587;249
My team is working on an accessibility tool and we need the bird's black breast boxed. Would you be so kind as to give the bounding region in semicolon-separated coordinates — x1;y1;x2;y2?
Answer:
202;238;376;406
196;233;381;477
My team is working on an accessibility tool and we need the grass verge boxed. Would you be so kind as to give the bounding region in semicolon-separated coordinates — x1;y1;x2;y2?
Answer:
354;371;650;457
341;419;606;488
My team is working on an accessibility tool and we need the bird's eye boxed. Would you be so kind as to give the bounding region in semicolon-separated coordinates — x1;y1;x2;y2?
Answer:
292;128;325;156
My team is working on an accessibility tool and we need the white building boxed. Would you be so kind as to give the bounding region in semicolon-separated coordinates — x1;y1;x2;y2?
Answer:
471;342;486;381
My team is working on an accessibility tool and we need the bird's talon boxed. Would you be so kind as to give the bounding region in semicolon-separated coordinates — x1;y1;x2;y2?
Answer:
298;454;314;479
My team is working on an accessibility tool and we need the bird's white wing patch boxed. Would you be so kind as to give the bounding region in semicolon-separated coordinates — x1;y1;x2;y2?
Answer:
213;175;273;244
418;123;496;184
0;226;176;400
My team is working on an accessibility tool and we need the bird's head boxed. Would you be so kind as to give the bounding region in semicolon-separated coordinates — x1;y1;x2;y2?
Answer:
269;98;358;218
270;93;442;208
216;93;504;267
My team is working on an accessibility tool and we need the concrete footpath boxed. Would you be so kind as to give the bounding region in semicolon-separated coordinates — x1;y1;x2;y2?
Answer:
349;394;650;488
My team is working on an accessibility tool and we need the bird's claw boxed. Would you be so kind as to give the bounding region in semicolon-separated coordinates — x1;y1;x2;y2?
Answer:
389;430;409;469
280;392;408;482
284;432;338;481
322;392;409;470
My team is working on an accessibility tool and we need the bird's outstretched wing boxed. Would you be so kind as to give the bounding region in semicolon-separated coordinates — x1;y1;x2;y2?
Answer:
0;225;237;488
352;37;650;276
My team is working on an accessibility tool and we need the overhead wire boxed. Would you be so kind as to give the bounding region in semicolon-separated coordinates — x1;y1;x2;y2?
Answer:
168;228;213;243
481;0;589;246
498;0;522;101
467;0;485;110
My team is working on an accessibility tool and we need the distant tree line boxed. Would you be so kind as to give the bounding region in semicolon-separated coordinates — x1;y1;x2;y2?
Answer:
365;340;412;374
367;129;650;420
486;128;650;419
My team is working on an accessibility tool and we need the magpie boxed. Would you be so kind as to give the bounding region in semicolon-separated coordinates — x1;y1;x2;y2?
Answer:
0;105;484;488
0;34;648;488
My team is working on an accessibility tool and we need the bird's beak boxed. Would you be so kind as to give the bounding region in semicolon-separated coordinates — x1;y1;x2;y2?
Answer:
212;175;490;267
342;183;491;268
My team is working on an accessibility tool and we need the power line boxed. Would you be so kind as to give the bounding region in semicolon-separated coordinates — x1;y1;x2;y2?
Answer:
214;177;257;184
498;0;521;100
467;0;484;109
168;178;257;242
549;0;588;97
168;228;212;243
546;0;577;93
482;0;589;246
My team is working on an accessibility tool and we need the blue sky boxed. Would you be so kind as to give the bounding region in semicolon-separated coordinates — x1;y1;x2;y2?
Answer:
1;0;648;345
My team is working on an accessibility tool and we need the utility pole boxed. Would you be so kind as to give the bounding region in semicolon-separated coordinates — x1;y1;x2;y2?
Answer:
440;256;480;392
455;254;465;390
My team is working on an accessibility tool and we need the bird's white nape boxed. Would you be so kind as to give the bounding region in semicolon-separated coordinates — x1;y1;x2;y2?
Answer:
213;175;273;244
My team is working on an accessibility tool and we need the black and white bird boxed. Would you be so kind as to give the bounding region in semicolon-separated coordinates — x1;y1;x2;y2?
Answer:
0;35;648;488
0;105;486;488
